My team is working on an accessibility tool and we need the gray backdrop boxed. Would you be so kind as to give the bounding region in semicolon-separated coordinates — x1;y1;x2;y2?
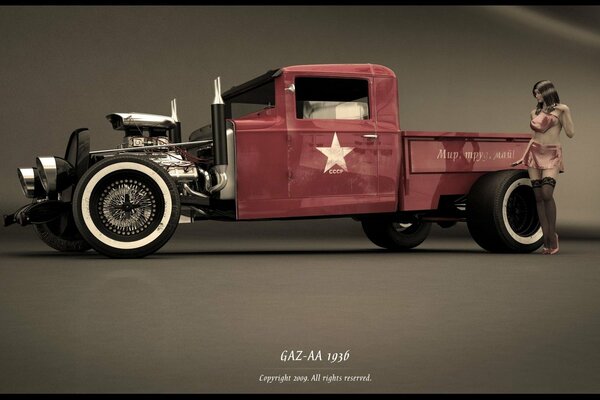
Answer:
1;5;599;226
2;6;600;394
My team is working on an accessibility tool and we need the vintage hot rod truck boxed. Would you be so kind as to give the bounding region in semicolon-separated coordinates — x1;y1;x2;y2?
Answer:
5;64;542;258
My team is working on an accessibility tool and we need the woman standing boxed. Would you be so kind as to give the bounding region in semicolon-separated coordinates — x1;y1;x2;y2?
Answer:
512;80;575;254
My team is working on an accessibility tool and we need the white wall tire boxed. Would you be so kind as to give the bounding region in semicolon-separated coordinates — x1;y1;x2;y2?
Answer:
72;156;180;258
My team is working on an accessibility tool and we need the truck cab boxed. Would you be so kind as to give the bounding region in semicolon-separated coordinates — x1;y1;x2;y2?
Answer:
196;64;400;220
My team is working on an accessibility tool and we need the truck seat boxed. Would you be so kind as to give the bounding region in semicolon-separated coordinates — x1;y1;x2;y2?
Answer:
302;101;368;120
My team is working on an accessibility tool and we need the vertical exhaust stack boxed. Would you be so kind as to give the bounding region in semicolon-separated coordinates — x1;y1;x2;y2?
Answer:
183;76;229;199
211;77;228;173
171;99;182;143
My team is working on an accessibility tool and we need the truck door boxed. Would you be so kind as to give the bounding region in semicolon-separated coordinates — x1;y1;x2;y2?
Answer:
285;75;380;214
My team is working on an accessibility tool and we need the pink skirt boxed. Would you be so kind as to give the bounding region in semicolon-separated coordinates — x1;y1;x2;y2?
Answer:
522;141;564;172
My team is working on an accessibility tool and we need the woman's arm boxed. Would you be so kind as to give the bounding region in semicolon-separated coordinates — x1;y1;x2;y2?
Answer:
556;104;575;138
511;138;534;167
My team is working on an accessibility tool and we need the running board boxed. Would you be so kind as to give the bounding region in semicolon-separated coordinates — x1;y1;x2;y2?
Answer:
179;196;235;221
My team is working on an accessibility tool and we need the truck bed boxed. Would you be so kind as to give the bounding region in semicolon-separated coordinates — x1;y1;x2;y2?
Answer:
400;130;531;211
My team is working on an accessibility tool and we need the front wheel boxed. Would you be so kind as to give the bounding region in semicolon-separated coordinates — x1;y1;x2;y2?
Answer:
467;169;543;253
361;216;431;250
72;155;181;258
33;210;91;252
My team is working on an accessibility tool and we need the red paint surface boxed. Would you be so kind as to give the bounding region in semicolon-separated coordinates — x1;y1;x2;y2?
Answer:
232;64;531;219
401;132;530;211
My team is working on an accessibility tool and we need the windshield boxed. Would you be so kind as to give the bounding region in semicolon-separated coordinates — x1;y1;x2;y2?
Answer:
224;79;275;119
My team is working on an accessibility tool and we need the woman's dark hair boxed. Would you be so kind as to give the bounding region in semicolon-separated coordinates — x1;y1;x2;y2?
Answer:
533;80;560;114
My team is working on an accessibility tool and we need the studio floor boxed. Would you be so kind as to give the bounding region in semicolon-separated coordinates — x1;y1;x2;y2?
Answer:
1;219;599;393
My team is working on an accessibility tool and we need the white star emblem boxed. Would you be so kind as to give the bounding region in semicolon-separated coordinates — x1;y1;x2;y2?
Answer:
316;132;354;173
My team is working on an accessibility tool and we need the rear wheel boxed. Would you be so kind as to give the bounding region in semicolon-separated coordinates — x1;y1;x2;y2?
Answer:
72;155;180;258
362;216;431;250
467;169;543;253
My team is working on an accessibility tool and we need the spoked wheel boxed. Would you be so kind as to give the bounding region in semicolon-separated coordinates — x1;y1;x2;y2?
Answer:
467;169;543;253
94;177;161;237
362;216;431;250
73;155;180;258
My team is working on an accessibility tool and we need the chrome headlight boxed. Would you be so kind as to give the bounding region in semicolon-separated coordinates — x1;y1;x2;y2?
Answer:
35;156;74;194
17;167;44;198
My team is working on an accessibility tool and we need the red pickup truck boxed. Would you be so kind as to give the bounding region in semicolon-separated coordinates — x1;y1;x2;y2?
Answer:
5;64;540;258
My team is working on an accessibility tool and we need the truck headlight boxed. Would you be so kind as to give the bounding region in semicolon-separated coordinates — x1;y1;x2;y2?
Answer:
17;167;44;198
35;156;75;194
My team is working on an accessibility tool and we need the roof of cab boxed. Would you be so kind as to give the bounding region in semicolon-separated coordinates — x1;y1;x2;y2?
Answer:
281;64;395;78
222;64;395;100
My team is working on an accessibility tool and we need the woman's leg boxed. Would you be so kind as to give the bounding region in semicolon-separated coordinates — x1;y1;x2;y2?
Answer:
528;168;548;249
541;168;560;249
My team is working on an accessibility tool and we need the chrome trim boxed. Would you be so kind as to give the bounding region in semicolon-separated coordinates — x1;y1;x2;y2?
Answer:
285;83;296;93
183;183;209;198
196;166;228;194
89;139;213;155
219;126;236;200
362;134;378;139
167;166;199;183
196;168;212;194
213;77;224;105
18;168;36;198
171;99;178;122
147;152;200;184
106;112;177;130
210;168;228;193
99;179;158;235
36;156;58;193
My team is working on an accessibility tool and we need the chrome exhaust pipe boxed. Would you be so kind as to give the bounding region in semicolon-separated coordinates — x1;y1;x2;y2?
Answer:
183;76;230;199
183;166;228;199
211;77;227;168
199;166;228;194
201;76;229;194
171;98;182;143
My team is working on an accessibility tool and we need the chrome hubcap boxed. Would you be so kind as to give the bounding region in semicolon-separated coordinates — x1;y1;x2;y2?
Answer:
97;179;157;236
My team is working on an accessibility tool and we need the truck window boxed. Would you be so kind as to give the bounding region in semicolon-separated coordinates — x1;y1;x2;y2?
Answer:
225;80;275;119
295;77;370;120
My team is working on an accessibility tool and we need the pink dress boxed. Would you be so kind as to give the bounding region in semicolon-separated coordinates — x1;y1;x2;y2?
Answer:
521;112;564;172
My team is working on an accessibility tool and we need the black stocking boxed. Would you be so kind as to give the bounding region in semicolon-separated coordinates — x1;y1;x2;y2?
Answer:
541;177;557;248
532;181;549;248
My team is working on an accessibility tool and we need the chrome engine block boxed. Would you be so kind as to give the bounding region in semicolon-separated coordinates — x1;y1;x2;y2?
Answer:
148;152;199;184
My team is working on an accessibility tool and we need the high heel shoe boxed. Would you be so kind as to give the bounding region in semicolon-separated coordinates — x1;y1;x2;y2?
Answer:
542;247;550;254
548;234;559;255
